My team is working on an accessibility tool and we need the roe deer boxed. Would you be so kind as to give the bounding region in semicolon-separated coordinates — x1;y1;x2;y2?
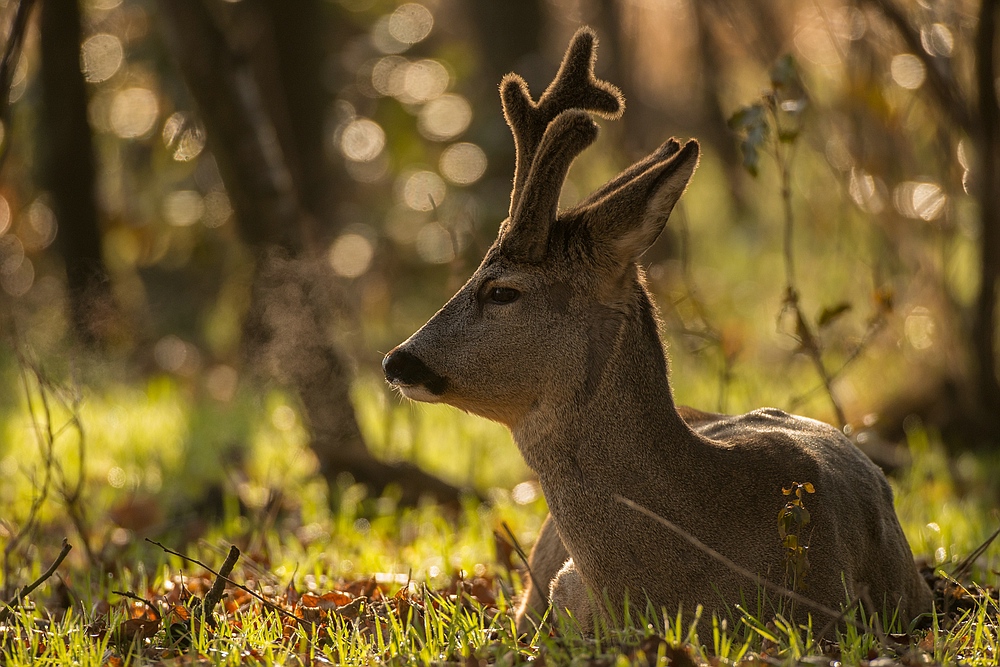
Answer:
383;28;933;635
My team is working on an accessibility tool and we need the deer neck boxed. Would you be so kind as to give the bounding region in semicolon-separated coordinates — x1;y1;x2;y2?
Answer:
512;282;699;485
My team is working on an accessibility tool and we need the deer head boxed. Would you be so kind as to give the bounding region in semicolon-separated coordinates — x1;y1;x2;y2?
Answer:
383;28;699;433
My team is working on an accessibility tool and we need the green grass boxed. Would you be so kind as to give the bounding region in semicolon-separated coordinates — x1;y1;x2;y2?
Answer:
0;351;998;664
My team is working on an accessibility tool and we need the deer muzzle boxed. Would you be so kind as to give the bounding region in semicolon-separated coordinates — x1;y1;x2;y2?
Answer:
382;347;449;401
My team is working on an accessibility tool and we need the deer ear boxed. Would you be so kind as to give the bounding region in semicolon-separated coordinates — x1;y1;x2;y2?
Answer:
575;140;699;263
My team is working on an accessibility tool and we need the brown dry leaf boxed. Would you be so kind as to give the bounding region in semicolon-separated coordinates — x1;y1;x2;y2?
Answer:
335;597;366;620
114;617;160;644
320;590;354;608
493;530;516;572
343;577;381;599
468;578;496;606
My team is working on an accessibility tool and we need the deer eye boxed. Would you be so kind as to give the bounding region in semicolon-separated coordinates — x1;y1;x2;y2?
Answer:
488;286;521;304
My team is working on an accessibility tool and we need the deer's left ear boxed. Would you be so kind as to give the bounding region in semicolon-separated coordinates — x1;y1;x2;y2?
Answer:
574;139;699;263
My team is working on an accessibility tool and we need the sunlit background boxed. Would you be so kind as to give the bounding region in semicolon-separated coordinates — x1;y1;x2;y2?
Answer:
0;0;995;570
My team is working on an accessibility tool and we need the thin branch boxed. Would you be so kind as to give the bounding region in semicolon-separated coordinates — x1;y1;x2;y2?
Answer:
5;350;56;598
788;316;886;412
809;591;864;654
951;523;1000;582
0;0;38;130
145;539;298;623
0;538;72;624
500;521;547;613
198;545;240;621
112;590;161;621
24;360;98;566
614;495;874;632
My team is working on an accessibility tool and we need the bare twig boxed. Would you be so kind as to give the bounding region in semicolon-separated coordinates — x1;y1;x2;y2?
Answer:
951;524;1000;582
781;289;847;427
145;539;298;622
18;357;98;566
772;124;846;427
5;349;57;598
614;495;873;632
197;545;240;621
0;538;72;624
809;591;864;653
788;315;886;412
112;590;161;621
0;0;39;168
500;521;547;610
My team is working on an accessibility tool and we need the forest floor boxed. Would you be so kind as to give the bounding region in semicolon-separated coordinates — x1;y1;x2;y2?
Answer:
0;362;998;665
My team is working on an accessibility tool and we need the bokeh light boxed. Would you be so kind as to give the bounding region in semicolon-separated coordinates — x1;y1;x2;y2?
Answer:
203;190;233;228
905;307;935;350
418;94;471;141
0;234;24;275
345;154;389;183
9;53;29;104
163;112;206;162
922;23;954;57
1;255;33;297
401;59;449;103
415;222;453;264
154;334;188;372
824;137;853;172
388;4;433;45
401;170;446;211
328;233;374;278
893;181;947;221
163;190;204;227
340;118;385;162
110;87;159;138
848;168;885;214
890;54;925;90
512;480;540;505
370;16;408;55
371;56;407;97
23;199;57;251
80;33;124;83
439;143;487;185
0;195;10;236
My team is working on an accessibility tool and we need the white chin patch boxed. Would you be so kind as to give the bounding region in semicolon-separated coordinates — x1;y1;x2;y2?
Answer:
397;385;442;403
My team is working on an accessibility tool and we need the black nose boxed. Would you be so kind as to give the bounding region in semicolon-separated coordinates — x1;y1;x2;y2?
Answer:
382;348;449;395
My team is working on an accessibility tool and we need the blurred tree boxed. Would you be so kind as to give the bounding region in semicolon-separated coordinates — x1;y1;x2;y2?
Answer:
156;0;465;505
38;0;117;345
856;0;1000;444
465;0;544;216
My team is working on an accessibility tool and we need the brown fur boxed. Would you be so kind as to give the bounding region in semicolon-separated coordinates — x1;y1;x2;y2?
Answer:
383;27;933;638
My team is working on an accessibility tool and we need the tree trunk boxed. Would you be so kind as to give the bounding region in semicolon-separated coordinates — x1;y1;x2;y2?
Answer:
38;0;116;345
257;0;341;234
465;0;544;216
156;0;466;505
972;0;1000;420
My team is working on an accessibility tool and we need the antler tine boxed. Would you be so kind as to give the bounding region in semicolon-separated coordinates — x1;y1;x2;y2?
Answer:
500;110;599;262
501;27;624;216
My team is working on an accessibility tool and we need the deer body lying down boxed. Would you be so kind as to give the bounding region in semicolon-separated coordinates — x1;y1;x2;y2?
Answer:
383;28;933;635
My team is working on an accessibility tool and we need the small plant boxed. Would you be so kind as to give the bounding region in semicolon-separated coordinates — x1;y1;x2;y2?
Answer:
778;481;815;593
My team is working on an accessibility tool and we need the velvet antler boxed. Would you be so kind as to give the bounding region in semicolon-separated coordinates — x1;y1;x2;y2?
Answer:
499;27;624;261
